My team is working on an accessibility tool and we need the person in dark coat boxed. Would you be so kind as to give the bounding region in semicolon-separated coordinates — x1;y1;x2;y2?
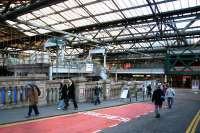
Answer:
152;86;165;118
57;82;66;110
147;84;152;98
25;84;40;118
65;79;78;110
94;82;102;105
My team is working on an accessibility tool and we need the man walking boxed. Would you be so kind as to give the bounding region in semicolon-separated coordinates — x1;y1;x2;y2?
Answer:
94;82;102;105
65;79;78;110
25;83;40;118
165;86;175;109
152;86;165;118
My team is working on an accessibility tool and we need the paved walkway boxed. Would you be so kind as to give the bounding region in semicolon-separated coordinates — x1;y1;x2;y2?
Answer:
0;96;148;125
0;103;154;133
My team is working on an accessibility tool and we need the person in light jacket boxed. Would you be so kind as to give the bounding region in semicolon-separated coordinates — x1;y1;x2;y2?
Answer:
165;87;175;109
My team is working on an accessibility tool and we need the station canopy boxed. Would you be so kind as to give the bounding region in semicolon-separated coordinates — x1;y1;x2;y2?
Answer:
0;0;200;56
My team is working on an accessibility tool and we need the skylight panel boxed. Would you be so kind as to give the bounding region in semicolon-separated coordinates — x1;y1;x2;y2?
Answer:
140;42;150;48
85;2;112;15
158;3;169;12
180;0;190;8
176;21;190;29
17;24;31;30
48;14;66;22
6;20;16;25
52;23;72;30
109;29;122;36
71;18;95;27
60;8;89;20
64;0;79;8
120;29;131;35
95;32;110;38
103;1;118;10
51;3;67;11
172;1;182;10
40;16;58;25
24;32;37;36
40;7;55;15
32;10;44;17
129;28;139;34
188;0;197;7
95;12;123;23
36;29;51;34
135;0;147;6
18;13;36;21
29;19;47;27
114;0;134;9
123;9;138;18
140;6;151;15
134;6;151;16
79;0;96;4
71;8;89;17
190;20;200;27
121;44;132;49
84;34;93;39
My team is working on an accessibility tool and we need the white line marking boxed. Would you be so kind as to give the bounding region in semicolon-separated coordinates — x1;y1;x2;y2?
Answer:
109;124;118;128
82;111;130;122
136;115;140;118
92;130;102;133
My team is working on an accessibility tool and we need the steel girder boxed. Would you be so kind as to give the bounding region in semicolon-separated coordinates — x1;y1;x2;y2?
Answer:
65;5;200;33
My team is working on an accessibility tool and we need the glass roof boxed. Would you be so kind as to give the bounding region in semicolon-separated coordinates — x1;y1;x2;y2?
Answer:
4;0;200;54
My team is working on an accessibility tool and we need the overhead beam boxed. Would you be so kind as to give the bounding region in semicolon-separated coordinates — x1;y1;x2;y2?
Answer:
65;5;200;33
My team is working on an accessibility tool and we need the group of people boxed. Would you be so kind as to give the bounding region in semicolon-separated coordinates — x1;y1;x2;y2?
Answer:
25;79;175;119
152;82;175;118
57;79;78;110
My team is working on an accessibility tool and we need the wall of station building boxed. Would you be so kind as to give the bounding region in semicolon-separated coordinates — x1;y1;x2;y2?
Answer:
0;77;147;109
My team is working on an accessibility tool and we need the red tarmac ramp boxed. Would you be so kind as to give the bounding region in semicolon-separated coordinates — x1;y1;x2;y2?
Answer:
0;103;154;133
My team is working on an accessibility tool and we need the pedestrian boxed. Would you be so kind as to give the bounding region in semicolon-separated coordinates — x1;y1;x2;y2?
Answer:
165;86;175;109
65;79;78;110
94;82;102;105
61;80;69;110
162;82;168;94
25;83;40;118
147;84;152;98
152;86;165;118
57;82;65;110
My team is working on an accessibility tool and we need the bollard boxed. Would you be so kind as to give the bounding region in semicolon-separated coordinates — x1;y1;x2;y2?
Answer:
136;91;138;101
24;86;28;101
51;88;54;103
1;87;6;105
143;91;145;101
0;87;1;104
19;86;24;102
55;88;59;102
14;86;17;104
46;88;50;104
8;87;12;104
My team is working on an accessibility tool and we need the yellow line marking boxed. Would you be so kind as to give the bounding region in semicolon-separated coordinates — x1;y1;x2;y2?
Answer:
186;110;200;133
191;111;200;133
